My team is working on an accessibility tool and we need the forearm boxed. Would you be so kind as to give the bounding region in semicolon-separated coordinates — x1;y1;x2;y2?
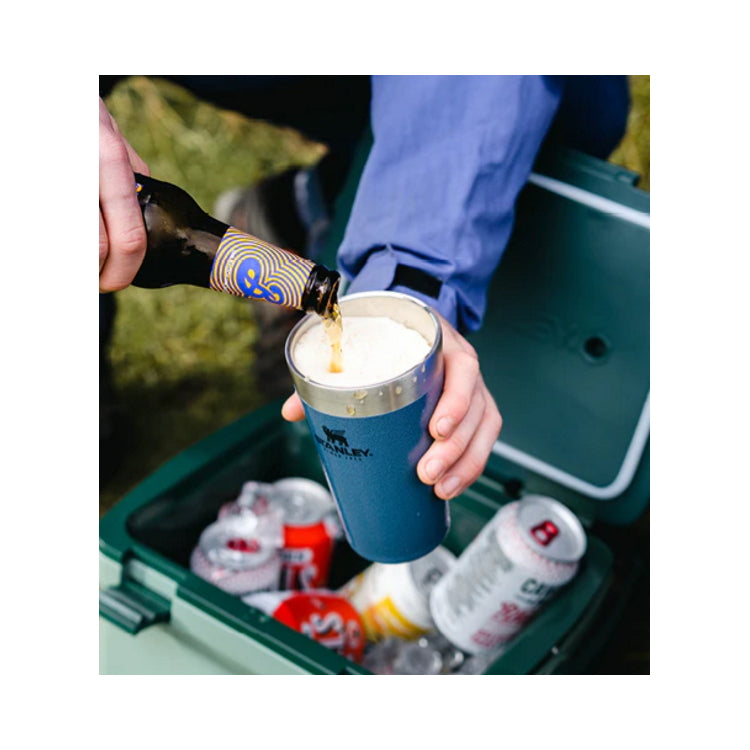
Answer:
338;75;563;332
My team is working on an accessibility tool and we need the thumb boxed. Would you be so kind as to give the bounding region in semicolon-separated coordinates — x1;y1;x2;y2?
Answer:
281;392;305;422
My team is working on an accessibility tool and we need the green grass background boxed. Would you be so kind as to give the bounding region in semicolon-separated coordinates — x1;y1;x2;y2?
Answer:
100;75;650;516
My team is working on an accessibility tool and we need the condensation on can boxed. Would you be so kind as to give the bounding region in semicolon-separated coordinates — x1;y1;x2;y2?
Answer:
339;545;456;641
217;481;277;520
216;477;341;591
272;478;339;529
428;495;586;655
189;514;282;596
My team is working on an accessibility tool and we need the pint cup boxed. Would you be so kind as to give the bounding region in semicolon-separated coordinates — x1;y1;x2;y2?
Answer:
285;291;450;563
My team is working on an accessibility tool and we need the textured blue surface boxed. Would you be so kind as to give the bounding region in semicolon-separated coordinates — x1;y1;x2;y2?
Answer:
303;394;449;563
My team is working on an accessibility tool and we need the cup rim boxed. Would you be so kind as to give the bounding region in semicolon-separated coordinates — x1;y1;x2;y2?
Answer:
285;290;442;391
284;290;444;417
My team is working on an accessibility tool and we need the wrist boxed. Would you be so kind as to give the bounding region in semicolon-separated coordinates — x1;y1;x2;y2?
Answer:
344;247;460;330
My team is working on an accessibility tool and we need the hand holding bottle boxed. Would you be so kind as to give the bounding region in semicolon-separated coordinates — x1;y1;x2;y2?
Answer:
99;97;150;293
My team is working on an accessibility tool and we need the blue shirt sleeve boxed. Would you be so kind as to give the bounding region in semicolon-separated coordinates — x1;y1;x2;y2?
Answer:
337;75;563;332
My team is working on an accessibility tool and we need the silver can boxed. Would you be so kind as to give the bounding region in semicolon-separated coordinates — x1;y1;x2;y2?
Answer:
218;478;341;590
217;481;278;520
189;513;283;596
429;495;586;655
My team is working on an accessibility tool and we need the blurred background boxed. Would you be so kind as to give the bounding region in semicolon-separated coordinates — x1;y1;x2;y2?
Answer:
99;75;650;673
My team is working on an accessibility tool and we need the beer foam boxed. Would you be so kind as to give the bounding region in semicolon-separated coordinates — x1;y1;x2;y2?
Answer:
293;315;431;387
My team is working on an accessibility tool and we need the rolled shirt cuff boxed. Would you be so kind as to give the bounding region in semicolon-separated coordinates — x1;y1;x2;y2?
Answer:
342;246;460;330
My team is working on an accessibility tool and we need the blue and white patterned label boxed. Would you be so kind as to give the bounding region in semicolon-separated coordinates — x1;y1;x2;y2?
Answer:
209;226;315;308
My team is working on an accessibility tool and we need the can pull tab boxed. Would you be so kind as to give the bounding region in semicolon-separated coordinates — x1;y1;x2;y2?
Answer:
530;520;559;546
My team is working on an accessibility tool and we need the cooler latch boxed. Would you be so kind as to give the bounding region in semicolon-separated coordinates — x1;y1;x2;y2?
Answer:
99;579;171;635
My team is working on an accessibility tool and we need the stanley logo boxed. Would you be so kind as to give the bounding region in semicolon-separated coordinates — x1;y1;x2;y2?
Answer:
316;426;372;460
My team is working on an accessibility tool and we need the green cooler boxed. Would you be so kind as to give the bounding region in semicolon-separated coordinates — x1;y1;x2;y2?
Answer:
99;146;650;675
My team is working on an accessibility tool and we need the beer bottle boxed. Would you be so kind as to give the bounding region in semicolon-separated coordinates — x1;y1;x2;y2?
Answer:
132;173;340;319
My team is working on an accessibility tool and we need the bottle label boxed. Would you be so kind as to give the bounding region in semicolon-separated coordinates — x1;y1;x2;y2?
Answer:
209;227;316;309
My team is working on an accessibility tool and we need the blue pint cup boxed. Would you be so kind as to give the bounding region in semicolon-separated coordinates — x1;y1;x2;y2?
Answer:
285;291;450;563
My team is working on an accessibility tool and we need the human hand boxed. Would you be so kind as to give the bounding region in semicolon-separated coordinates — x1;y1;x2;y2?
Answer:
281;312;503;500
99;97;150;292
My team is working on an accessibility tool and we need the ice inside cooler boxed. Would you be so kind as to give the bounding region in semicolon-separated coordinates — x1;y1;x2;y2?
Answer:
123;412;613;675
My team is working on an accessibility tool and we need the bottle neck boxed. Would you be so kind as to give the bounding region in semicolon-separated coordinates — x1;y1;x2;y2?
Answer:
301;265;341;318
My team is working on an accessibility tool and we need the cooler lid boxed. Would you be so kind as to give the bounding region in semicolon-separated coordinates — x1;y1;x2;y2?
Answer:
323;140;650;522
468;148;650;511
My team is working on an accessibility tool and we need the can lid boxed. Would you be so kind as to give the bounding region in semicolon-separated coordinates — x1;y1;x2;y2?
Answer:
516;495;587;563
408;545;457;597
237;481;277;507
219;481;278;520
271;477;337;527
199;514;279;570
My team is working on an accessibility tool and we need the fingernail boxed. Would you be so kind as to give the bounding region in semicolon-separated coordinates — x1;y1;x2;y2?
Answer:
436;416;455;438
439;476;461;498
424;459;445;482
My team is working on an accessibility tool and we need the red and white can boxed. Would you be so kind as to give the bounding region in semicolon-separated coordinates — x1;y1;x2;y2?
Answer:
190;514;282;596
219;478;341;590
271;478;341;590
429;495;586;655
222;477;341;591
243;589;365;662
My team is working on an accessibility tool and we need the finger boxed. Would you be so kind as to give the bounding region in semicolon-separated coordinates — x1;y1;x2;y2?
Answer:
429;346;480;440
123;139;150;176
99;208;108;273
105;101;150;176
434;393;503;500
99;134;147;292
417;382;485;486
281;392;305;422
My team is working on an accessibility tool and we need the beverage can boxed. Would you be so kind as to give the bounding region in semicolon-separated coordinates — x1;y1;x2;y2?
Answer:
243;589;365;662
271;477;342;590
189;513;282;596
429;495;586;655
339;545;456;641
221;477;341;590
217;481;278;520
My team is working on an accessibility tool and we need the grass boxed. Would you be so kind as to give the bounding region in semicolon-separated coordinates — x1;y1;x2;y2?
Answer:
610;75;650;191
100;77;325;514
100;75;650;516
